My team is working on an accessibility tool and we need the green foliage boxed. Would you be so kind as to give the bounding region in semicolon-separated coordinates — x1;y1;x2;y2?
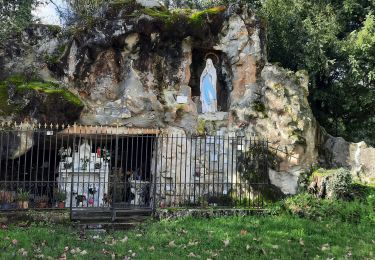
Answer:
16;189;30;201
143;6;225;26
44;43;67;66
67;0;105;18
189;6;226;24
259;0;375;144
0;0;38;41
310;168;353;200
197;118;206;135
0;75;83;115
281;189;375;224
54;191;67;202
1;214;375;259
252;100;265;113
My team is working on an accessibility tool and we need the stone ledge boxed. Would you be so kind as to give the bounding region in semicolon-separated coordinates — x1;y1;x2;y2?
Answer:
0;209;70;224
154;208;268;220
198;112;229;122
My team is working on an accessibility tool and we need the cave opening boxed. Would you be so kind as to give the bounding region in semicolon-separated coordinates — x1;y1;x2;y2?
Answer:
0;132;156;208
189;48;230;112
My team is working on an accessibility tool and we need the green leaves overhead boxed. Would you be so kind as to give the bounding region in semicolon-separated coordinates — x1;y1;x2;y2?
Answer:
260;0;375;144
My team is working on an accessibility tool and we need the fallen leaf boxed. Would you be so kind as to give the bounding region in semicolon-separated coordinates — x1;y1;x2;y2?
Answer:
187;252;197;257
168;241;176;247
240;229;248;235
58;253;66;260
246;245;251;250
148;246;155;251
272;245;279;249
120;236;129;243
12;239;18;245
80;250;87;256
188;241;198;246
223;239;230;247
321;244;330;251
299;239;305;246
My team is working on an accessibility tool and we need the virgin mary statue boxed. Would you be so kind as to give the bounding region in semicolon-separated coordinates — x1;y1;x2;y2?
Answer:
200;58;217;113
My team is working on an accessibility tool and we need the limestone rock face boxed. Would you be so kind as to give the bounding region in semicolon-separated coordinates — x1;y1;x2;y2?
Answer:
1;3;371;194
321;135;375;184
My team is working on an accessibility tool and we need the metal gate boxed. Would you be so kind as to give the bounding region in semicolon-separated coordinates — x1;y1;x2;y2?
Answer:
0;123;270;221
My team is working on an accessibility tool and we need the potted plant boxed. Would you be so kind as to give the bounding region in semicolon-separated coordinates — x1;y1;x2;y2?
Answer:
0;190;14;210
16;189;30;209
34;195;49;208
55;191;66;208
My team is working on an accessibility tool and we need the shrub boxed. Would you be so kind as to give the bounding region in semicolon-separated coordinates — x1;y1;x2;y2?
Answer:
281;191;375;224
308;168;352;200
327;168;352;199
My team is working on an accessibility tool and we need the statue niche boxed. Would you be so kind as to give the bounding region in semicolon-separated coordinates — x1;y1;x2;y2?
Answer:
189;49;230;113
200;58;217;113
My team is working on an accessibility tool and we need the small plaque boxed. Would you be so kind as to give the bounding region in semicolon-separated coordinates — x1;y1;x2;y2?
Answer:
46;131;54;136
176;96;188;104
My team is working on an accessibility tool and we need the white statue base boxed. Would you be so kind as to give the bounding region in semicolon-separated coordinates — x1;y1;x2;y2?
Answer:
57;153;109;207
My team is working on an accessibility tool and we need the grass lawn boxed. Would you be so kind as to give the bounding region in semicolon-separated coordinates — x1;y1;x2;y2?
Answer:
0;214;374;259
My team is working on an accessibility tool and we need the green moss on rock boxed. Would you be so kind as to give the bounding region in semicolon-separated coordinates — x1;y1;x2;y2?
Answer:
197;118;206;135
252;100;266;113
143;6;225;26
0;75;83;116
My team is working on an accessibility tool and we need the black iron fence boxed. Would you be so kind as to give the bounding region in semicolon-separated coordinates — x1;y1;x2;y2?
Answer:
0;123;270;212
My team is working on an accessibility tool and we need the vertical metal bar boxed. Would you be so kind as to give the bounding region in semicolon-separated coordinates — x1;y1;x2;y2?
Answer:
212;135;216;196
164;135;169;206
193;135;197;204
98;127;104;208
0;129;3;188
203;136;207;201
197;136;201;201
40;128;47;196
34;129;41;201
226;135;230;204
108;127;115;220
217;135;220;199
69;128;75;220
152;134;159;212
184;134;188;206
168;134;176;203
174;134;178;205
207;135;211;203
124;133;129;206
17;128;22;191
144;135;149;207
23;128;28;189
221;134;225;202
52;127;59;206
178;135;186;206
28;129;35;203
157;135;162;207
46;128;53;202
